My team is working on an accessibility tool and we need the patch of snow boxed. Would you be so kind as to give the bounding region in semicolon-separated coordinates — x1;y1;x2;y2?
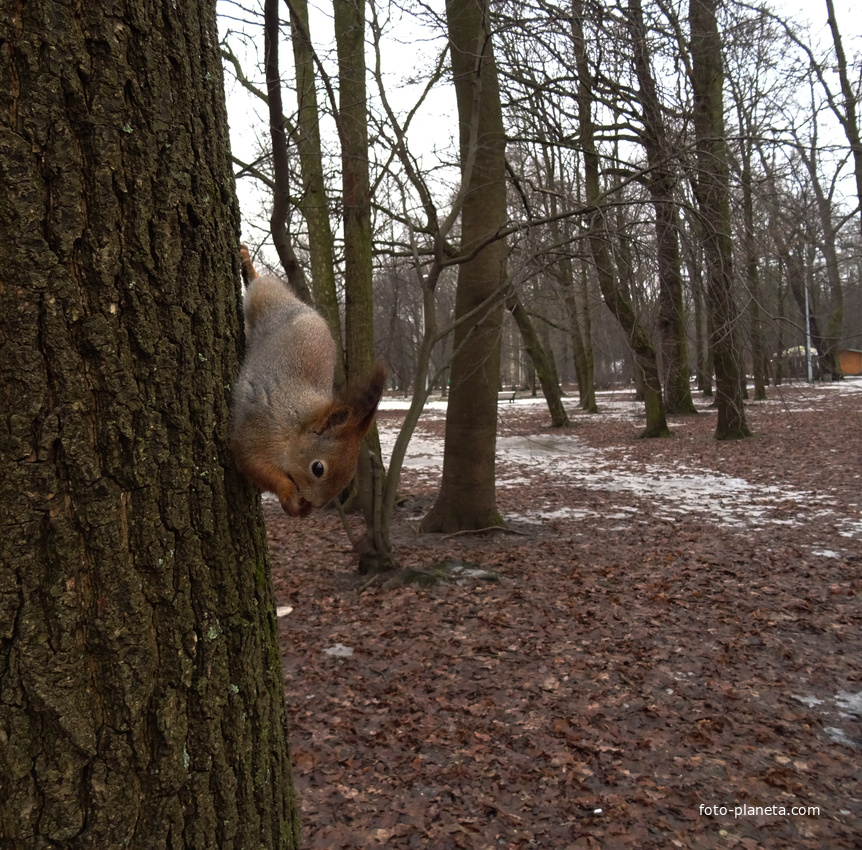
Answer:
822;379;862;392
375;386;861;536
496;476;534;487
378;397;449;414
811;549;842;559
825;726;859;748
323;643;354;658
792;694;825;708
456;567;497;581
835;692;862;717
791;694;862;749
496;432;825;532
497;434;584;458
838;519;862;538
507;507;603;524
674;671;696;681
276;606;293;617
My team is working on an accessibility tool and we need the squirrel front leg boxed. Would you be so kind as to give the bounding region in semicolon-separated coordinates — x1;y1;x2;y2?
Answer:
239;243;259;284
233;449;310;517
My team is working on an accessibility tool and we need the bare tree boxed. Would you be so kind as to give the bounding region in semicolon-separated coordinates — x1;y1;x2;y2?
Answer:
421;0;509;532
572;0;669;436
824;0;862;239
688;0;750;438
287;0;345;376
264;0;313;303
625;0;696;414
793;87;847;378
506;288;571;426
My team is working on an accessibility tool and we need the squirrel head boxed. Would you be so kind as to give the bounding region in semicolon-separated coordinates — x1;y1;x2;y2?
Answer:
278;363;387;517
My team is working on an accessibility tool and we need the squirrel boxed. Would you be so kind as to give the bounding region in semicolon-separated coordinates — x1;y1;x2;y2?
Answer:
231;245;386;517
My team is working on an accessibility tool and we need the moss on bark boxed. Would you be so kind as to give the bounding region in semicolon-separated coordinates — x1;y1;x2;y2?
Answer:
0;0;300;845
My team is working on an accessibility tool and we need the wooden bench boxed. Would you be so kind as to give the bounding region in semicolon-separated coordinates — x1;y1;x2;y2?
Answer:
497;391;516;404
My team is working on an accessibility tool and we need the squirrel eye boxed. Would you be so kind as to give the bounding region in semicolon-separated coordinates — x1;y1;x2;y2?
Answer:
311;460;325;479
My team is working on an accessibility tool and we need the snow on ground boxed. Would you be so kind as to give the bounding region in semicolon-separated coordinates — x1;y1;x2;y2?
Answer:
377;381;862;539
793;691;862;749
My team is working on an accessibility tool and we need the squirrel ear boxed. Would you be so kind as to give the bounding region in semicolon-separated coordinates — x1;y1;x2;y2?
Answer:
304;403;348;436
339;362;387;432
324;407;351;431
307;362;387;437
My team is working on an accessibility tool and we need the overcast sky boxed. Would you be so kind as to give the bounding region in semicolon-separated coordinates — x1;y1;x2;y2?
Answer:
217;0;862;254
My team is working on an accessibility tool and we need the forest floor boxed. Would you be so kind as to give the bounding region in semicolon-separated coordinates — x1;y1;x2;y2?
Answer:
265;380;862;850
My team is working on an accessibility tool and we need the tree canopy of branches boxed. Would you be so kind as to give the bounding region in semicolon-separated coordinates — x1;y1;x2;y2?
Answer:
219;0;862;545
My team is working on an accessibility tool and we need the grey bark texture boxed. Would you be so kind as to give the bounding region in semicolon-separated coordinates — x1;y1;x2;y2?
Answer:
689;0;751;438
0;0;300;846
421;0;508;532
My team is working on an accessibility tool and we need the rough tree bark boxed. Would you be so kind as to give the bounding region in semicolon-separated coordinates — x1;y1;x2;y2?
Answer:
626;0;696;414
572;0;669;437
421;0;508;532
0;0;299;846
824;0;862;241
506;290;570;427
264;0;312;304
287;0;345;377
334;0;376;391
797;127;844;379
688;0;751;438
333;0;395;572
544;160;596;413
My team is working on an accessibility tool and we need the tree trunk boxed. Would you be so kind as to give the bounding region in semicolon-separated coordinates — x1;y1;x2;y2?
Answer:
506;291;570;426
539;136;597;412
264;0;312;304
825;0;862;242
572;0;668;437
549;210;596;412
288;0;345;381
0;0;299;846
626;0;696;415
741;155;768;400
421;0;507;533
656;205;698;413
785;244;830;377
334;0;376;389
774;258;786;385
731;79;769;401
686;240;713;396
333;0;395;572
574;260;598;411
799;138;844;379
688;0;751;438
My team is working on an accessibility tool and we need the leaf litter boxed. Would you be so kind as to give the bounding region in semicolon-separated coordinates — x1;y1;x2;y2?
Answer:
265;381;862;849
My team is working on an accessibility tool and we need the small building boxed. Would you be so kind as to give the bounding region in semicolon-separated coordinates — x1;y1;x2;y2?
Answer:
839;349;862;376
